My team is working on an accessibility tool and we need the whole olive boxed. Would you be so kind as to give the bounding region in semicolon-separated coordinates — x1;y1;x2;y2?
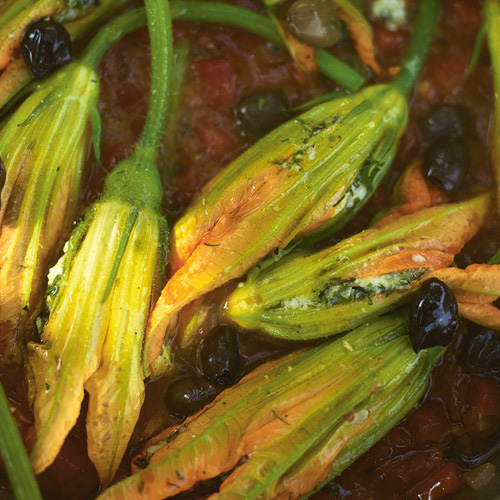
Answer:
236;90;289;139
409;278;458;353
165;376;217;418
286;0;343;48
21;19;72;79
462;325;500;375
422;104;471;142
200;326;240;387
422;137;469;193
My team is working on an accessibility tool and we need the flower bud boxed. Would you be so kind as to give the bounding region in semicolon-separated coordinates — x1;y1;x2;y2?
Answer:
146;84;409;367
100;313;441;500
226;194;490;340
28;197;166;485
0;62;98;371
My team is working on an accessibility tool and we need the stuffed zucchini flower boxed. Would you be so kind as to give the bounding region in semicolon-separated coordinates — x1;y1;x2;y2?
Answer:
226;194;490;340
145;0;441;369
0;61;97;371
0;0;130;109
0;7;148;373
28;0;172;485
29;167;166;483
99;313;442;500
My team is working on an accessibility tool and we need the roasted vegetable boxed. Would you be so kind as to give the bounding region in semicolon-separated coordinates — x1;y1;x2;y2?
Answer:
0;8;147;374
145;0;440;371
0;59;98;373
438;0;500;327
27;0;172;484
226;194;489;340
0;0;131;109
99;313;442;500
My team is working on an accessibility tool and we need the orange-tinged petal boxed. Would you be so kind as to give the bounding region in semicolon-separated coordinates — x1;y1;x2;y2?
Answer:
146;84;409;368
332;0;382;75
373;160;447;227
99;314;440;500
430;263;500;328
226;194;491;340
274;17;317;74
0;63;97;371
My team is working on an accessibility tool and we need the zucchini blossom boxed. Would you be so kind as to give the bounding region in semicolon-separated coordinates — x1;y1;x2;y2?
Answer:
99;313;441;500
0;62;97;371
28;0;173;485
0;8;147;373
145;0;441;370
226;194;490;340
29;172;166;484
0;0;130;109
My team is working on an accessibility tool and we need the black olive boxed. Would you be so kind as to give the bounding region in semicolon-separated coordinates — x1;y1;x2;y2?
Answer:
0;158;5;210
462;325;500;375
236;90;289;139
409;278;458;353
200;326;240;387
422;104;470;142
165;376;217;418
422;137;469;193
21;19;72;79
286;0;343;48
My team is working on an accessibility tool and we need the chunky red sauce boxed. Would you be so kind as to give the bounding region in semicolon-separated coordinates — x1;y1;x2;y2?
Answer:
2;0;500;499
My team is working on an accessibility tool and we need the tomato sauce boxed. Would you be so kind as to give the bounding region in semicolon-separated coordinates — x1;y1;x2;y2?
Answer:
2;0;500;499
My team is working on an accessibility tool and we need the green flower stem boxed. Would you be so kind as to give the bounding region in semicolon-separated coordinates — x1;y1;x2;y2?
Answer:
99;0;173;210
393;0;440;95
314;47;365;91
139;0;174;151
170;0;366;91
0;382;42;500
80;8;147;68
172;1;281;49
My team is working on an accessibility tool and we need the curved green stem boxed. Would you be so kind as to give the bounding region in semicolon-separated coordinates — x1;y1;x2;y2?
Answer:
80;8;147;68
170;0;365;91
0;383;43;500
139;0;174;151
393;0;440;95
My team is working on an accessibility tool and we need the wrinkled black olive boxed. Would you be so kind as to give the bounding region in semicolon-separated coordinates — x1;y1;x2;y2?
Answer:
200;326;240;387
165;376;217;418
0;158;5;209
462;325;500;375
286;0;343;48
422;137;469;192
236;90;289;139
21;19;72;78
422;104;470;142
409;278;458;353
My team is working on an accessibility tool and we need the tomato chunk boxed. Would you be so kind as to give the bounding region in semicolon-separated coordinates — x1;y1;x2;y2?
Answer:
407;406;450;445
409;462;463;500
194;58;236;108
469;376;500;416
